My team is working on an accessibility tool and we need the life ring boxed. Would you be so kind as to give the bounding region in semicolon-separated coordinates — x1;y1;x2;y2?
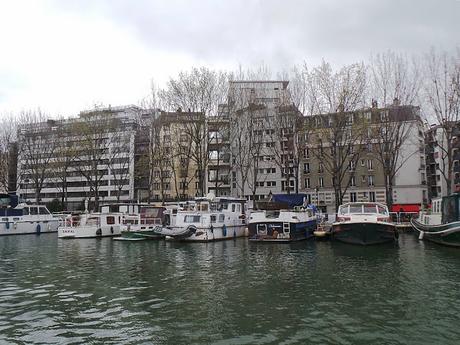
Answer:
222;224;227;237
96;228;102;236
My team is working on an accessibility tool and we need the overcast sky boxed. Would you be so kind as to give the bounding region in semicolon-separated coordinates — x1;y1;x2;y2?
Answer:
0;0;459;117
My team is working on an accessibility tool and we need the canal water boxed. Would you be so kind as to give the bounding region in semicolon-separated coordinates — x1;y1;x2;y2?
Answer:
1;233;459;345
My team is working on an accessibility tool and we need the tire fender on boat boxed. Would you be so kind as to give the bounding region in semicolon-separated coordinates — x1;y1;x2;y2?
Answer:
5;222;9;230
418;231;424;240
110;226;114;234
222;224;227;237
96;228;102;236
36;224;41;234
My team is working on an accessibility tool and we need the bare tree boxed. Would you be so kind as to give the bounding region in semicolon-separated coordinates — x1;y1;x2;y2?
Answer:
51;119;78;210
0;114;18;193
160;67;229;196
108;129;133;203
72;108;119;211
424;48;460;195
17;110;58;203
303;61;368;211
368;51;423;207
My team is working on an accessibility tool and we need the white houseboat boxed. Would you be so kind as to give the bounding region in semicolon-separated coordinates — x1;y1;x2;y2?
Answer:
155;196;247;242
58;212;123;239
0;194;59;236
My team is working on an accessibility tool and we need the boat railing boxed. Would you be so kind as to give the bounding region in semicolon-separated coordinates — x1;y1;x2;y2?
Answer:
389;212;419;225
140;217;162;225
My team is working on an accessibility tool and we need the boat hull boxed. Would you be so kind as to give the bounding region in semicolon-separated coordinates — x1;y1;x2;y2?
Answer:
411;219;460;247
331;222;398;245
0;219;59;236
58;225;121;238
166;224;246;242
118;228;164;241
248;220;317;242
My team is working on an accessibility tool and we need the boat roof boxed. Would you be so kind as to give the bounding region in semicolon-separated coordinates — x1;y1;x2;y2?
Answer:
339;202;388;208
194;197;246;203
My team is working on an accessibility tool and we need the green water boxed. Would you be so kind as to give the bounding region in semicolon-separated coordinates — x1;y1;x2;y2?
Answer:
0;234;459;345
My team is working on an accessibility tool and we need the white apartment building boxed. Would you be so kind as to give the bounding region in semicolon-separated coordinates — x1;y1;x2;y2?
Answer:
17;105;140;211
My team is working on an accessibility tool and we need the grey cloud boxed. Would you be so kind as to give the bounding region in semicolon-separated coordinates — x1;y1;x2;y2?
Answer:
50;0;460;71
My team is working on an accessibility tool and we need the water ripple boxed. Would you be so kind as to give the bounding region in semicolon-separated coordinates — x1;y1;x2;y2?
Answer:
1;234;460;344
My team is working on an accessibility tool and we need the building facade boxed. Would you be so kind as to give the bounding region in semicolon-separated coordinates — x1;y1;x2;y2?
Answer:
17;105;139;211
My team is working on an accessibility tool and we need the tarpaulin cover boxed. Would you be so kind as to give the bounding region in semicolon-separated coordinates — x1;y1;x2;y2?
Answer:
272;194;308;208
391;204;420;213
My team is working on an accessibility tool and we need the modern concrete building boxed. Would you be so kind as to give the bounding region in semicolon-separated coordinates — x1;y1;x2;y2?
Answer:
17;105;139;211
224;81;302;205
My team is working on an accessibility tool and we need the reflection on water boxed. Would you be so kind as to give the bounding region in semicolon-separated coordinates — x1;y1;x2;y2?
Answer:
1;234;460;344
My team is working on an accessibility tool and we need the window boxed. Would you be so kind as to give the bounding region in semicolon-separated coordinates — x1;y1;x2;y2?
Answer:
350;192;357;202
318;163;324;173
367;159;373;171
349;161;355;172
361;175;366;183
361;159;365;167
305;178;310;189
39;207;49;215
368;175;374;186
266;181;276;187
350;176;356;187
369;191;376;202
184;215;201;223
107;216;115;225
319;177;324;188
304;148;310;159
232;204;236;212
380;110;389;122
346;114;354;125
218;214;225;223
304;163;310;173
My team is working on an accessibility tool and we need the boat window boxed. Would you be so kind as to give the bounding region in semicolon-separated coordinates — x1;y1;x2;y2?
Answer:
349;205;362;213
13;217;20;221
29;207;38;215
199;203;209;212
218;214;225;223
184;215;201;223
142;207;161;218
2;217;8;221
221;204;228;210
339;206;348;215
22;208;29;215
210;215;216;222
39;207;50;215
237;204;241;212
107;216;115;225
232;204;236;212
87;217;99;226
363;205;377;214
377;205;387;215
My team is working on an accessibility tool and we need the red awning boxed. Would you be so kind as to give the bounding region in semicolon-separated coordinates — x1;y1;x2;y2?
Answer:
391;204;420;213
